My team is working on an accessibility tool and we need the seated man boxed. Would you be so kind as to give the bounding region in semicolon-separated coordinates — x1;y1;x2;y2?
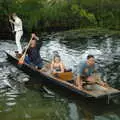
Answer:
76;55;105;89
25;36;43;69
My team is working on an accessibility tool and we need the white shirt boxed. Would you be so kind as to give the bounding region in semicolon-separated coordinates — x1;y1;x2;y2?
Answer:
14;16;23;32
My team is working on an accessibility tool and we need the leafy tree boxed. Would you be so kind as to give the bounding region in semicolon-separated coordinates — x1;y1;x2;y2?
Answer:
1;0;120;36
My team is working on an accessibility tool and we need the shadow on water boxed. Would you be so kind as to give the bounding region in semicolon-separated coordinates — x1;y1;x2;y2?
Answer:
0;35;120;120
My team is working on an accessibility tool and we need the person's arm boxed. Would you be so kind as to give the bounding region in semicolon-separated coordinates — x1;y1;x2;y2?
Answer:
9;19;14;24
9;18;21;26
93;64;98;73
76;62;84;88
32;33;39;40
50;61;54;73
59;62;64;73
32;34;42;51
76;74;83;89
76;75;82;86
35;36;39;41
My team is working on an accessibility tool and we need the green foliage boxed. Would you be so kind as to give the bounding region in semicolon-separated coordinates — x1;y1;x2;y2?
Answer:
1;0;120;33
79;8;96;24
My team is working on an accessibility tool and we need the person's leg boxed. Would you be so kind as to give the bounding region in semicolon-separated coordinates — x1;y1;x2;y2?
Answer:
15;31;23;54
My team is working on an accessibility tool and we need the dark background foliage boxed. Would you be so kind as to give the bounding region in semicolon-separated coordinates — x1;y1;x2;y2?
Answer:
0;0;120;39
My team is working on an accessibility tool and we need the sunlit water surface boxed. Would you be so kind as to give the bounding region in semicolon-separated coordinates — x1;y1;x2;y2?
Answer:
0;34;120;120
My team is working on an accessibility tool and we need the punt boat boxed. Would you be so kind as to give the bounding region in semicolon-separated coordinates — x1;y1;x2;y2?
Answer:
5;50;120;103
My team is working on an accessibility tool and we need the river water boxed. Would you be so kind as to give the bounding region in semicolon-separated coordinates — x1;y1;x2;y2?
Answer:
0;33;120;120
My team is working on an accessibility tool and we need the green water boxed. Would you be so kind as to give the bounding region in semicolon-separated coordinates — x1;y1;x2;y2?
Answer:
0;88;69;120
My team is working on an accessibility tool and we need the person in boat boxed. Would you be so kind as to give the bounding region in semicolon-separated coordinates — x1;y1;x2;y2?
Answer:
51;55;65;74
31;32;39;41
24;34;43;69
9;13;23;55
76;55;105;89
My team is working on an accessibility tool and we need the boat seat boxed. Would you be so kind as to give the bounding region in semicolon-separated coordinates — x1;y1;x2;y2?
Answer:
55;72;73;81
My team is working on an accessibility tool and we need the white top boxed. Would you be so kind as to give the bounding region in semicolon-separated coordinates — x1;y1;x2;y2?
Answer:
14;16;23;32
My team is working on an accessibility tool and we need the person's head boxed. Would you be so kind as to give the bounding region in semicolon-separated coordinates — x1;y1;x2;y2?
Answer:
12;13;17;20
30;39;36;48
87;55;95;66
53;55;61;63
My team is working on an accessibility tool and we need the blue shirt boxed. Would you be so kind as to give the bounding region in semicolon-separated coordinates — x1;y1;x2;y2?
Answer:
77;61;96;77
27;47;43;66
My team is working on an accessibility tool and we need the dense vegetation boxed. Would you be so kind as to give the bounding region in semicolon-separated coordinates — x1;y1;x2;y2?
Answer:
0;0;120;37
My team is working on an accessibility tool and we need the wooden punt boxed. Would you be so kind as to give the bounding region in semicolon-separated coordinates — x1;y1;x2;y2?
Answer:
5;50;120;102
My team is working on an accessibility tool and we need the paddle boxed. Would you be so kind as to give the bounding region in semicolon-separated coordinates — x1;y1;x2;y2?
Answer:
18;37;33;64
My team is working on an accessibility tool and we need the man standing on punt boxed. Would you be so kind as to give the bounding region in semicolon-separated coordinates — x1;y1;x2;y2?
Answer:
9;13;23;55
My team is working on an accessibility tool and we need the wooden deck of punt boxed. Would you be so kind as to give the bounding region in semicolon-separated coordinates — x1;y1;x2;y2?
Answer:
5;50;120;100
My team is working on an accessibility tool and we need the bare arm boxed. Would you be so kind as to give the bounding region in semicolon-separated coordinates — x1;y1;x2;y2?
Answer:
32;33;39;40
9;19;21;26
59;62;64;73
76;75;82;88
50;61;54;72
76;62;84;88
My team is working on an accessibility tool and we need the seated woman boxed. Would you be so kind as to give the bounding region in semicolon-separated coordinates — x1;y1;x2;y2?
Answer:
25;37;43;69
51;55;65;74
